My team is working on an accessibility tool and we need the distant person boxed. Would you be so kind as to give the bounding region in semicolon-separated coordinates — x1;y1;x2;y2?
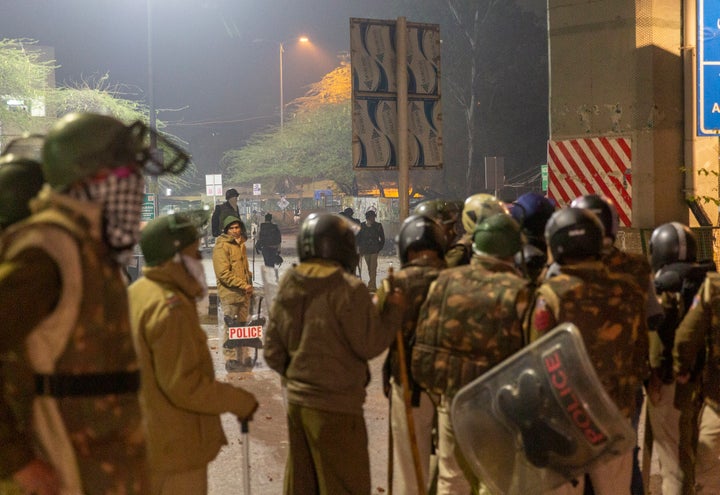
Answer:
213;216;255;372
211;188;247;239
293;207;301;225
340;207;361;225
256;213;283;269
129;212;258;494
357;210;385;291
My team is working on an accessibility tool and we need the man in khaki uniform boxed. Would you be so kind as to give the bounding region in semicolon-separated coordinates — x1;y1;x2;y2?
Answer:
213;215;255;371
129;212;258;494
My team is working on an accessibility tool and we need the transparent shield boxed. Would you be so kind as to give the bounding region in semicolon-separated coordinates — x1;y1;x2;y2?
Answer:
451;323;636;495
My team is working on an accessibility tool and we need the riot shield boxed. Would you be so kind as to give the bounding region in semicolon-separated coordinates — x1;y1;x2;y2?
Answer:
450;323;636;495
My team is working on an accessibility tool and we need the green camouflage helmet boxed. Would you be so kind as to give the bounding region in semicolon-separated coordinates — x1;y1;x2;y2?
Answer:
472;213;523;258
413;199;461;225
140;210;209;266
42;112;190;190
0;154;44;229
223;215;242;232
462;193;509;234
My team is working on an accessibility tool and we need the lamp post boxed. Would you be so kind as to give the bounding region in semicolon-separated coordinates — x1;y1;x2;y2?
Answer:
255;36;309;130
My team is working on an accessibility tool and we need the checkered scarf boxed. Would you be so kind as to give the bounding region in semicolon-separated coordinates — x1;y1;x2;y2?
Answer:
68;170;145;263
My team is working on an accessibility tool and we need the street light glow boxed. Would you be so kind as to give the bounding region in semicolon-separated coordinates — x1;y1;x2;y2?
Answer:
298;36;309;43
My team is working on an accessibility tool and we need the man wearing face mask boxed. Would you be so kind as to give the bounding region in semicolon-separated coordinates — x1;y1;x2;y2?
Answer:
128;212;258;494
0;112;190;494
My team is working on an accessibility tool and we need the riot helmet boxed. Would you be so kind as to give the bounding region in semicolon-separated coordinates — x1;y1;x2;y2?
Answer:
510;192;556;238
462;194;509;234
140;210;209;266
42;112;189;190
545;207;605;265
413;199;461;226
297;213;359;273
570;194;619;241
0;154;44;229
472;213;524;259
397;215;448;266
649;222;697;272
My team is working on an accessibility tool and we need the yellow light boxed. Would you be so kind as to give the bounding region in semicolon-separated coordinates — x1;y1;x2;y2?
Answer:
298;36;309;43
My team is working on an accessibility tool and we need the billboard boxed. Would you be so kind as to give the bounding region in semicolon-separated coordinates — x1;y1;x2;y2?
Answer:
350;18;443;169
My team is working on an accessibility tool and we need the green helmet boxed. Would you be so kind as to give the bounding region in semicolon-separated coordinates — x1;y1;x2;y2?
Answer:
0;154;44;229
413;199;461;225
472;213;523;258
140;210;209;266
42;112;190;190
462;193;509;234
223;215;242;231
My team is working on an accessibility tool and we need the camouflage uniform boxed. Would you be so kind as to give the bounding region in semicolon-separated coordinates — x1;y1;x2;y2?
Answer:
674;272;720;494
377;255;446;494
413;256;530;495
0;189;147;494
529;260;649;495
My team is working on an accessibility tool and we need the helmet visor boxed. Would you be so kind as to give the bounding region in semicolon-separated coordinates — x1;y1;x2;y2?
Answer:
125;121;191;176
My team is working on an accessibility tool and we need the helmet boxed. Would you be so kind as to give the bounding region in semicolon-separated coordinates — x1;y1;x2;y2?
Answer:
649;222;697;272
0;154;44;229
510;192;556;238
462;194;509;233
223;215;242;232
297;213;359;273
544;207;604;264
397;215;447;266
42;112;189;190
472;213;523;259
140;210;208;266
225;188;239;200
413;199;462;226
570;194;619;240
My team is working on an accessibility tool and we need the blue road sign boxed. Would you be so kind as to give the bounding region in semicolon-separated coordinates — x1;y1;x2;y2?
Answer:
698;0;720;135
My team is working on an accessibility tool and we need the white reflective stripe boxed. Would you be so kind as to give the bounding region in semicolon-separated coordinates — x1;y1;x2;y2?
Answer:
671;222;688;261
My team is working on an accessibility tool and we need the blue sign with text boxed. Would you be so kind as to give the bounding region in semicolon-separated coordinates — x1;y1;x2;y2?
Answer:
699;0;720;135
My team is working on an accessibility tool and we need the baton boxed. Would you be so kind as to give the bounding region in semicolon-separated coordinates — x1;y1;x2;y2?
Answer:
241;420;251;495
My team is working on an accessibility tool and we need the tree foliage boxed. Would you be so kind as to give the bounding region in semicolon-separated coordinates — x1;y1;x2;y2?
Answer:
222;63;357;194
0;40;196;191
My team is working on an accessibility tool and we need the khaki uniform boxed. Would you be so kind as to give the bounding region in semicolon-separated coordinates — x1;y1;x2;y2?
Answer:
0;189;147;494
530;260;649;495
212;233;254;366
128;259;257;493
264;259;402;494
413;255;530;495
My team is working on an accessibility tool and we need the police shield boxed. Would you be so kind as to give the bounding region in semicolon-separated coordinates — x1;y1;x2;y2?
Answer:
450;323;636;495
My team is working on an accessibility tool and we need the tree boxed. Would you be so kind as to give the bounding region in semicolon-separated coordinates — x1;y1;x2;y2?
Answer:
0;40;196;191
222;63;357;194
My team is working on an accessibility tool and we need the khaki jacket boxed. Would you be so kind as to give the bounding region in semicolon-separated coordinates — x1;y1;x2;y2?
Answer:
129;260;257;472
213;233;252;304
264;259;402;414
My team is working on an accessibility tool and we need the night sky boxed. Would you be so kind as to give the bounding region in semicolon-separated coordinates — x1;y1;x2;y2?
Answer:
1;0;544;177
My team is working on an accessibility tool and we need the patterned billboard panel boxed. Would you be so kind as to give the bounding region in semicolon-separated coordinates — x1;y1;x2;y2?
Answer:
547;137;632;227
350;17;442;169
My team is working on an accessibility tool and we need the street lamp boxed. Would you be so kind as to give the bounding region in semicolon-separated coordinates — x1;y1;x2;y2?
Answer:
255;36;310;130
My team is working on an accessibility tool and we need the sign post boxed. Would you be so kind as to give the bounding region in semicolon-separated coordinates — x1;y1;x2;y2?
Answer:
205;174;223;208
697;0;720;135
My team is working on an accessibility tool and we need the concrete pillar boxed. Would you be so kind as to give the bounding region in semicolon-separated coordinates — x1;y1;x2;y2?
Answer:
548;0;718;228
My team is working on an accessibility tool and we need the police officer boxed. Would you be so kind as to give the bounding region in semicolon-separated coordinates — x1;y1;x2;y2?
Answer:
413;213;530;494
528;207;649;495
0;112;189;493
0;153;57;494
129;212;258;493
264;213;405;494
377;215;448;494
510;192;556;282
449;193;509;268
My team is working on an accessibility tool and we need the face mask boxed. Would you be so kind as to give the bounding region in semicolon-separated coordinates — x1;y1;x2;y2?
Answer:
181;254;208;301
68;168;145;264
